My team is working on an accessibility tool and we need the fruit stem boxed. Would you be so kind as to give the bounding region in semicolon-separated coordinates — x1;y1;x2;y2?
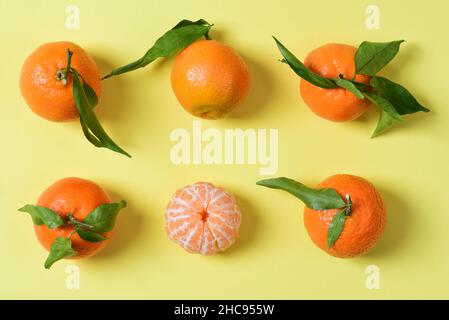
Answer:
66;214;93;230
56;49;74;85
344;194;352;216
204;23;213;40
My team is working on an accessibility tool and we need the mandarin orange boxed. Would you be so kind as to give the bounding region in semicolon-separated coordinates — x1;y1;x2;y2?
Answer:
34;177;112;258
304;174;386;258
20;41;101;122
171;39;250;119
300;44;371;122
165;182;241;255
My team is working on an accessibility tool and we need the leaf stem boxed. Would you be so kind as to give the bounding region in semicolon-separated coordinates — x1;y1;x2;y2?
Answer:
67;229;77;240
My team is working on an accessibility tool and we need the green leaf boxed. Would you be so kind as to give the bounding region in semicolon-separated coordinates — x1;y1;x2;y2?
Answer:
77;228;108;242
76;73;98;108
44;237;76;269
171;18;211;31
71;69;131;157
371;76;430;115
364;92;403;122
273;37;338;89
82;200;127;233
334;78;365;98
80;119;102;147
355;40;404;76
18;205;64;229
256;177;345;210
102;19;212;79
82;82;98;107
371;110;397;138
352;80;372;92
327;210;348;250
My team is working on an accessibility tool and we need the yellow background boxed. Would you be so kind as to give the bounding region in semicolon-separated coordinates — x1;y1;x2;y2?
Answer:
1;0;448;299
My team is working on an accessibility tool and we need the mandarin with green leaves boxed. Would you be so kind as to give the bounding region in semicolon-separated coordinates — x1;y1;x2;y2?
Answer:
19;41;130;157
303;174;386;258
19;177;126;269
274;38;429;136
102;19;250;119
257;174;386;258
20;41;101;122
299;43;371;122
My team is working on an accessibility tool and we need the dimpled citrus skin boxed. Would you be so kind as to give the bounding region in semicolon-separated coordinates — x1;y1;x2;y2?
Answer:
171;39;250;119
20;41;102;122
304;174;386;258
165;182;241;255
300;43;371;122
34;177;112;258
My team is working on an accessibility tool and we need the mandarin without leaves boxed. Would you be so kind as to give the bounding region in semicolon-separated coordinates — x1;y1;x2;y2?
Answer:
165;182;241;255
171;39;250;119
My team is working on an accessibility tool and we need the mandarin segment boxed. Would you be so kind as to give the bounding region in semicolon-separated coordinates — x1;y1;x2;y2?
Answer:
165;182;241;255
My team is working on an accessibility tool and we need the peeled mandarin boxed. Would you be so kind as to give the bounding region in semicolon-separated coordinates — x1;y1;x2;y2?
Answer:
165;182;241;255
